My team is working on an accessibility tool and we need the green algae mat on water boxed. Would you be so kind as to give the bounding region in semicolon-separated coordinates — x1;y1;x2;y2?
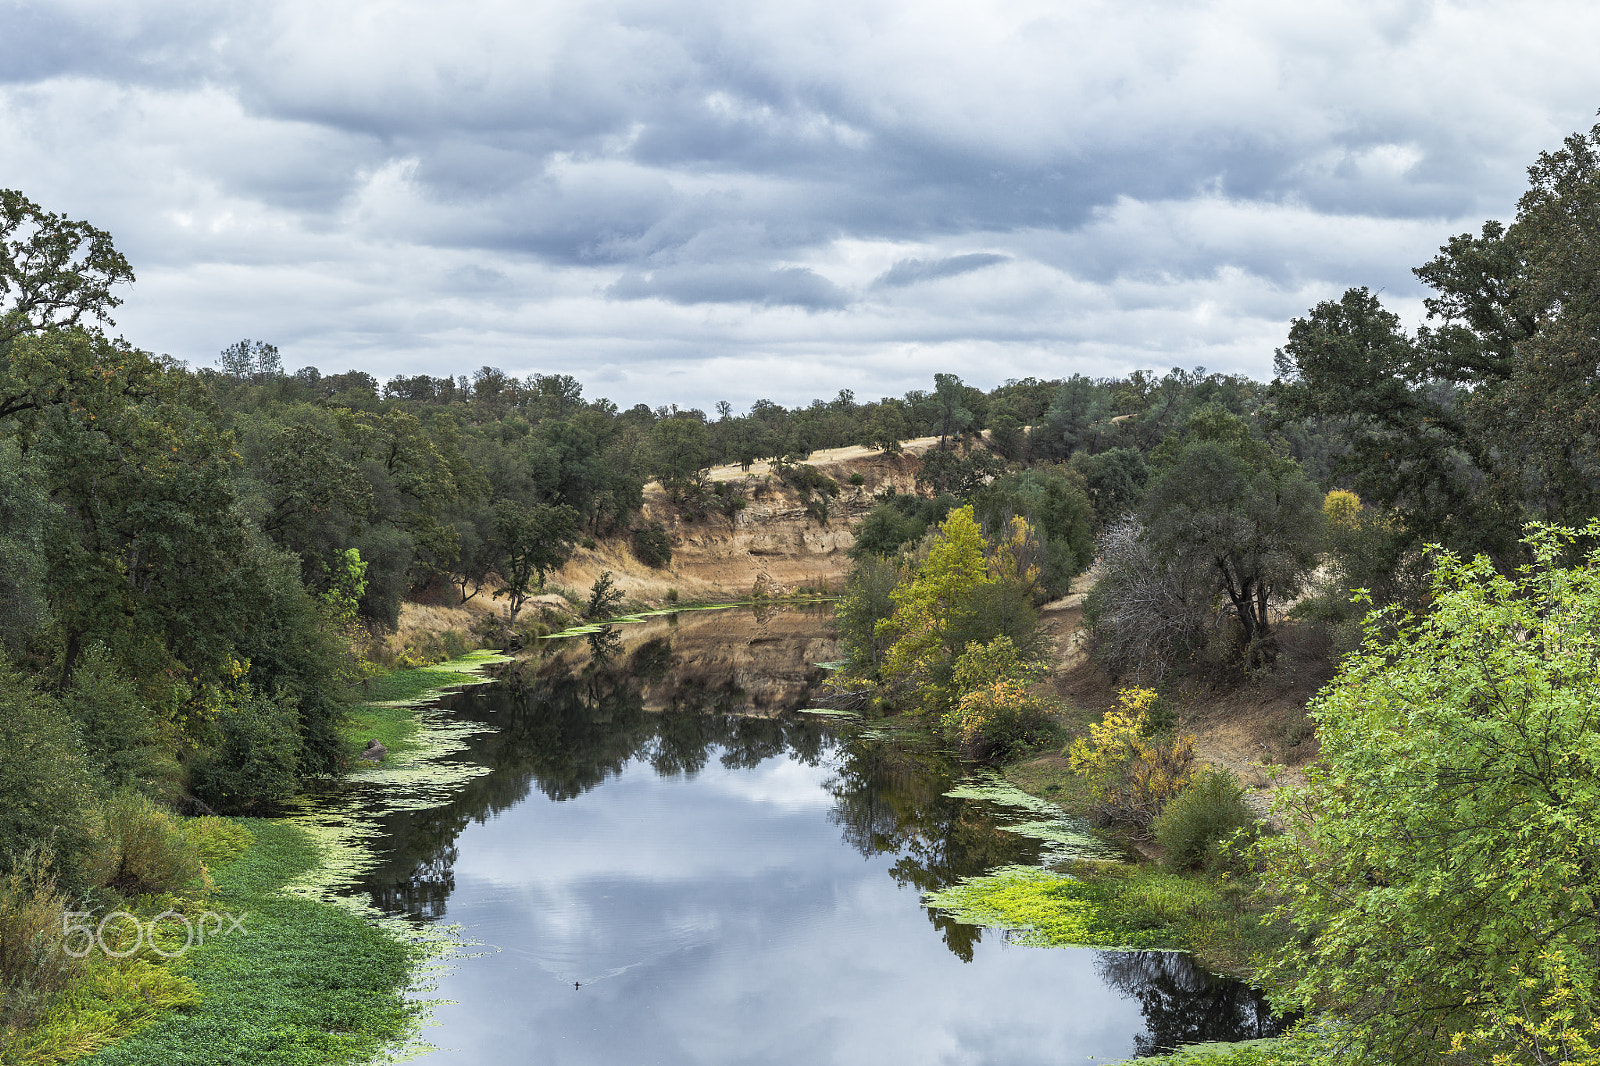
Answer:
305;650;513;900
78;652;509;1066
345;650;511;759
924;865;1191;951
945;773;1124;865
923;775;1210;951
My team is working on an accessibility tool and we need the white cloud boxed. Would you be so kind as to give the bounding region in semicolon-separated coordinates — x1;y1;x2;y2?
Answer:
2;0;1597;407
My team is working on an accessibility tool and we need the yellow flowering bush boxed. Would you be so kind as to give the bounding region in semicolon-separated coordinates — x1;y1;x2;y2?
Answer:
942;680;1057;760
1067;687;1196;832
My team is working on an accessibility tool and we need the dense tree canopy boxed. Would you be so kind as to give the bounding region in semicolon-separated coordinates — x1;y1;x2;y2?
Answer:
1274;118;1600;569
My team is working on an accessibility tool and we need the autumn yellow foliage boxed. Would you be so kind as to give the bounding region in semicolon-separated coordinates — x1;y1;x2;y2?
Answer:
944;680;1056;760
1323;489;1362;531
1067;687;1196;832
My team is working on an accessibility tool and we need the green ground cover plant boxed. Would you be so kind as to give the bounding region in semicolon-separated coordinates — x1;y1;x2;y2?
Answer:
0;816;245;1064
79;820;424;1066
1111;1035;1328;1066
924;863;1233;952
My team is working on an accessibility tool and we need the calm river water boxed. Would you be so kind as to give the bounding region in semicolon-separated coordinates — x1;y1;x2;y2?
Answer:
347;607;1282;1064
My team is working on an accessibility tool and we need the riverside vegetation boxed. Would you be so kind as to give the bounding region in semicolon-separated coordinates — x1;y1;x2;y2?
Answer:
825;119;1600;1066
7;115;1600;1064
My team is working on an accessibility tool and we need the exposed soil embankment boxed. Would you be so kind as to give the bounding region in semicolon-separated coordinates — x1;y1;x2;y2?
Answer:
537;605;839;716
549;436;948;603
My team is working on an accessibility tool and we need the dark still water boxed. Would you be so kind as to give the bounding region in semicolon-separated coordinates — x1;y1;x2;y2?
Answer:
348;610;1282;1064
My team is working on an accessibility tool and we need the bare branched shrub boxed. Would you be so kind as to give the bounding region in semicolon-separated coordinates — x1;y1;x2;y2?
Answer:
1081;516;1215;681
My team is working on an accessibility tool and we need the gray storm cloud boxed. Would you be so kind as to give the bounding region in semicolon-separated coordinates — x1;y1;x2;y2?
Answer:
2;0;1598;409
872;254;1010;289
609;266;849;310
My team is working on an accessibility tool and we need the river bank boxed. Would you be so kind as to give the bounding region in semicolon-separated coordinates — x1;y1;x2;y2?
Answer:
830;575;1321;1062
27;652;513;1066
970;684;1323;1064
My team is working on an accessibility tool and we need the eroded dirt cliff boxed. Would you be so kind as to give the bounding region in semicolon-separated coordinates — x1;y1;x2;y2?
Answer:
548;437;945;603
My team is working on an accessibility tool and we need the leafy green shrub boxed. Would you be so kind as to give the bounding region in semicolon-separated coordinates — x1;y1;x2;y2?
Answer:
580;537;598;550
835;555;900;677
942;682;1057;760
849;471;865;486
631;520;673;568
0;666;103;891
950;635;1045;692
1255;527;1600;1061
64;643;181;801
396;631;448;668
0;850;83;1034
469;613;505;645
665;587;679;603
511;614;548;643
771;460;839;498
188;686;302;813
183;816;254;870
1153;768;1255;871
95;790;205;898
848;502;927;559
878;506;1041;708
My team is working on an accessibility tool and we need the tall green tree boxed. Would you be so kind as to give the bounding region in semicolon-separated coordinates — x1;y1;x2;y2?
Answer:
1142;407;1323;666
876;506;1039;707
651;415;710;502
8;330;261;694
1274;118;1600;569
0;438;47;651
1272;287;1504;559
0;187;134;352
1029;374;1112;460
493;501;580;624
931;373;974;451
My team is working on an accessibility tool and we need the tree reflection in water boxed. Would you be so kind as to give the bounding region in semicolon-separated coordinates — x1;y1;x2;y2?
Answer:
351;622;1288;1050
358;636;829;917
1095;951;1288;1054
823;738;1042;962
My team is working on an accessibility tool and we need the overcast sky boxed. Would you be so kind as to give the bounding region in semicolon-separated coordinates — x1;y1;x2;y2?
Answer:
4;0;1599;411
